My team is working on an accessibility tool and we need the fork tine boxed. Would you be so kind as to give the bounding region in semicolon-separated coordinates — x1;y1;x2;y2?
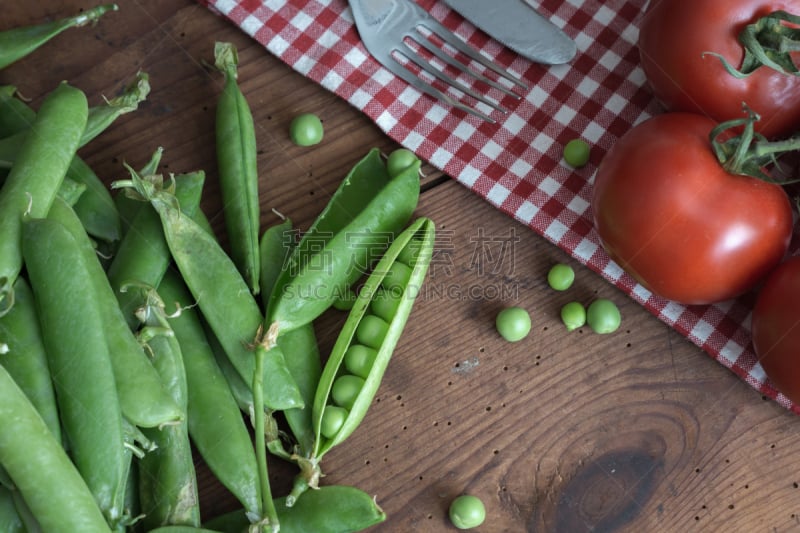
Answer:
399;46;509;114
412;35;522;99
419;19;529;90
388;52;498;123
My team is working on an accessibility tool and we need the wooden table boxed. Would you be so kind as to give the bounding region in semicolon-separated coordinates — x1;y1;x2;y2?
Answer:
4;2;800;532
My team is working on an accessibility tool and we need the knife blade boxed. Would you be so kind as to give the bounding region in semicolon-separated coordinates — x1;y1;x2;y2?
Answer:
442;0;577;65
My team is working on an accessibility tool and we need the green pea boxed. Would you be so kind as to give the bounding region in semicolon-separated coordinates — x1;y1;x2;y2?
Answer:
289;113;323;146
563;138;591;168
547;263;575;291
396;236;423;267
560;301;586;331
370;289;402;322
586;298;621;334
343;344;378;379
386;148;418;177
331;374;365;410
449;494;486;530
355;314;389;349
332;286;357;311
381;261;413;293
495;307;531;342
320;406;348;440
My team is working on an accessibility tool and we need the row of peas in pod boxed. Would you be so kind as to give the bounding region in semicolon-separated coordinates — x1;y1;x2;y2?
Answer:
0;8;435;533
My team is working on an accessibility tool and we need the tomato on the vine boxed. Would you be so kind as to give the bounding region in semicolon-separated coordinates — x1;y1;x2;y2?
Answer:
752;256;800;404
638;0;800;139
591;112;793;305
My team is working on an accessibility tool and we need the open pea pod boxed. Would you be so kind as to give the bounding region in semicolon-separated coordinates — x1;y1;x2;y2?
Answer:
312;217;434;460
204;485;386;533
264;148;420;341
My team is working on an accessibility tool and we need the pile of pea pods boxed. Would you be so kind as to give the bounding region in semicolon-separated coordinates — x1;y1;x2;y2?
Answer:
0;8;436;533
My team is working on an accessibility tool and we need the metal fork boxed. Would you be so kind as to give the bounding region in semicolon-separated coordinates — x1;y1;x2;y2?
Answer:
347;0;529;123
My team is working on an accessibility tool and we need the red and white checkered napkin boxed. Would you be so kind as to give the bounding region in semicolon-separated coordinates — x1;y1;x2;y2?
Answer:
201;0;800;412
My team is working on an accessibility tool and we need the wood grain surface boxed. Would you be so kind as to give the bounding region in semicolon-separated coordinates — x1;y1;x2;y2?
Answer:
4;2;800;532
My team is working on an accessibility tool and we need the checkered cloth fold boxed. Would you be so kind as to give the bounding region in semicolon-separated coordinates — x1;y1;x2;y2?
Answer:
201;0;800;413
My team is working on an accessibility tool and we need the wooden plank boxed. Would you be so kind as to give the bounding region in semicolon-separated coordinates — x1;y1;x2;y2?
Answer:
3;2;800;532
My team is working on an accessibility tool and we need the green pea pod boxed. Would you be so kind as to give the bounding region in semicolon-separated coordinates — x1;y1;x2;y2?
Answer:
47;198;184;428
0;132;117;242
260;219;321;458
0;81;87;317
136;291;200;530
0;277;61;443
0;365;112;533
0;485;24;533
258;217;294;306
313;217;434;460
67;154;120;242
204;485;386;533
214;41;261;295
156;270;262;521
0;86;34;136
265;147;420;340
108;170;206;330
147;526;220;533
0;4;118;69
56;175;87;206
10;489;41;533
22;217;127;528
112;168;303;412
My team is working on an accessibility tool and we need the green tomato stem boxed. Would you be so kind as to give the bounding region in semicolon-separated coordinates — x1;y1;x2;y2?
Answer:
709;106;800;182
705;10;800;78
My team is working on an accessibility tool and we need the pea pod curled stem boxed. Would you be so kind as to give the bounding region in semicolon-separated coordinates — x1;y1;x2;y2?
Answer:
204;485;386;533
108;169;206;330
135;290;201;530
22;217;127;529
82;70;151;146
0;81;87;317
47;197;185;428
116;147;165;235
156;270;263;521
265;147;421;341
214;41;261;295
0;277;61;443
0;4;118;69
111;168;303;411
312;217;435;460
0;365;112;533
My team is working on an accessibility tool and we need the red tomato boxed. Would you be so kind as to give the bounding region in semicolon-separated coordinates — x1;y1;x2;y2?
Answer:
638;0;800;139
591;112;793;305
752;256;800;403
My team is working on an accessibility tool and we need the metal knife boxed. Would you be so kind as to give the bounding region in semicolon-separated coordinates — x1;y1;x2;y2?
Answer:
442;0;577;65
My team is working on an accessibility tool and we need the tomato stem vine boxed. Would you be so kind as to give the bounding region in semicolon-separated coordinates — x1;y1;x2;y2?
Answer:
704;10;800;78
710;106;800;183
